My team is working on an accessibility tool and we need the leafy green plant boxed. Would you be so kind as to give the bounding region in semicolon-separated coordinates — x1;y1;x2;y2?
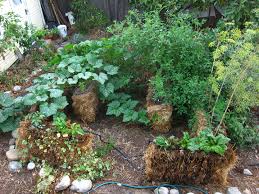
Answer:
53;117;84;136
154;129;230;155
208;24;258;133
0;93;24;132
106;93;149;125
71;0;109;34
71;152;111;180
180;129;230;155
26;111;45;129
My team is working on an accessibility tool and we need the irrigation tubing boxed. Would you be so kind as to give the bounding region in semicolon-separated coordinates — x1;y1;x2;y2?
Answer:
86;181;209;194
83;128;140;170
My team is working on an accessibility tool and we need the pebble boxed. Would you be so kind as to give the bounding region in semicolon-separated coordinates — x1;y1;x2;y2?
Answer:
6;149;20;161
70;179;92;193
170;189;179;194
227;187;242;194
8;161;22;172
243;189;251;194
27;162;36;170
55;175;71;191
154;187;169;194
214;192;223;194
12;129;18;139
243;169;253;176
9;138;16;145
9;145;15;150
13;85;22;92
4;91;11;94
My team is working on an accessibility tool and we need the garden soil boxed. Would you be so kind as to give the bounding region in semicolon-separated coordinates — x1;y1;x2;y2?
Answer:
0;117;258;194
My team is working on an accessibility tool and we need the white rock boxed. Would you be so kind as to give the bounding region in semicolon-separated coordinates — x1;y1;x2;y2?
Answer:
154;187;169;194
55;175;71;191
170;189;179;194
243;189;251;194
27;162;36;170
12;129;18;139
6;149;20;161
214;192;223;194
9;145;15;150
4;91;11;94
9;138;16;145
243;169;253;176
8;161;22;172
70;179;92;193
256;188;259;192
187;193;195;194
13;85;22;92
227;187;241;194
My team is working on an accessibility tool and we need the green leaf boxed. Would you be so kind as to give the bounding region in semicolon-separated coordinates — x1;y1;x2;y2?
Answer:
49;89;63;98
100;83;114;98
0;93;14;107
0;110;9;123
78;72;92;80
93;73;108;84
123;110;138;122
104;65;119;75
86;53;98;65
0;117;20;132
40;103;58;117
23;93;37;106
53;96;68;109
36;94;49;102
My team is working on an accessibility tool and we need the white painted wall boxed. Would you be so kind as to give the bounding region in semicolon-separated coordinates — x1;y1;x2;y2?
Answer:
0;0;45;72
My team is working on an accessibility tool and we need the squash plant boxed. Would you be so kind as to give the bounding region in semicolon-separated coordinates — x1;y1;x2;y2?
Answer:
0;93;24;132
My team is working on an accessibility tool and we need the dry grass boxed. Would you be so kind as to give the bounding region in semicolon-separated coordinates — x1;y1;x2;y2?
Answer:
144;144;237;185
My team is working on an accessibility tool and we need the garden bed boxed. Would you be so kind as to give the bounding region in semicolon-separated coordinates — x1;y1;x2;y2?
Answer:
145;144;237;185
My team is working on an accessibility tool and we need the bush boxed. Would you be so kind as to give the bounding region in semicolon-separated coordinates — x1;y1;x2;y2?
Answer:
72;0;109;33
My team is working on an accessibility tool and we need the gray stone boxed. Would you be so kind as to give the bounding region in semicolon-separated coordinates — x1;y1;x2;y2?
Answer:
227;187;241;194
9;145;15;150
8;161;22;172
243;169;253;176
256;188;259;192
243;189;251;194
27;162;36;170
11;129;18;139
13;85;22;92
70;179;92;193
170;189;179;194
55;175;71;191
9;138;16;145
6;149;20;161
154;187;169;194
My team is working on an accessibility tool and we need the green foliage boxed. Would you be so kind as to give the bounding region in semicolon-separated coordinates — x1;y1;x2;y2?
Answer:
0;12;36;56
71;0;109;33
154;129;230;155
26;111;45;129
106;93;149;125
225;112;259;148
180;129;230;155
71;152;111;180
36;164;55;194
209;24;259;137
0;93;24;132
53;117;84;136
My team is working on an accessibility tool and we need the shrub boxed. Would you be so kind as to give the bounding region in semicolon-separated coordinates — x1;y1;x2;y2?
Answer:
71;0;109;33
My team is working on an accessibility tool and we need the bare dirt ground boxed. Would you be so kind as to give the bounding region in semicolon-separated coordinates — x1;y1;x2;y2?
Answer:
0;116;258;194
